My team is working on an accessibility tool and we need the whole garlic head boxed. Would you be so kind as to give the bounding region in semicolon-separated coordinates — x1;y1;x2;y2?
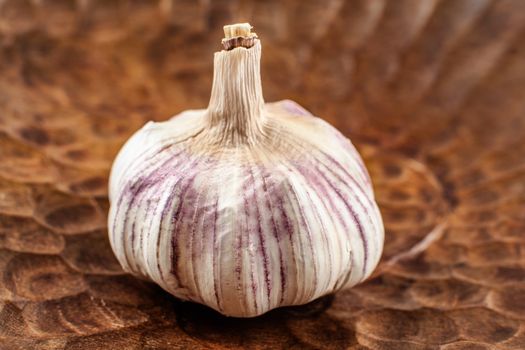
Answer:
108;23;384;317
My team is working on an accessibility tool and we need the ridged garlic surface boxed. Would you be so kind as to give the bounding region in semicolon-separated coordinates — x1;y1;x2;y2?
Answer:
108;23;384;317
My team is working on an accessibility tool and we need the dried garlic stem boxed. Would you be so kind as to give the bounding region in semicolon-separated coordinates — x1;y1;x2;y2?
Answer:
207;23;265;145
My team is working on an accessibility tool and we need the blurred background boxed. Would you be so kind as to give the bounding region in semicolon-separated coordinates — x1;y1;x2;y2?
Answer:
0;0;524;349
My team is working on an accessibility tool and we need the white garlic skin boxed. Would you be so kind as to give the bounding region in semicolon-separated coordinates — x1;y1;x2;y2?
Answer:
108;40;384;317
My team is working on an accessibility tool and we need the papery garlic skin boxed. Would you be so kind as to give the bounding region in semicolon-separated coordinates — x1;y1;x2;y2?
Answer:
108;26;384;317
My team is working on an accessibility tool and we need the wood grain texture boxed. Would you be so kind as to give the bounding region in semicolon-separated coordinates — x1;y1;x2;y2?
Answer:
0;0;524;348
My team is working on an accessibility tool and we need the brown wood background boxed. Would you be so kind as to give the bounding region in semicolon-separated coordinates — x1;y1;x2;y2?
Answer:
1;0;524;349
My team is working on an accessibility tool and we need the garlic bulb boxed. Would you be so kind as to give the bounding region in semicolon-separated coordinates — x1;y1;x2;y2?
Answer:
108;23;384;317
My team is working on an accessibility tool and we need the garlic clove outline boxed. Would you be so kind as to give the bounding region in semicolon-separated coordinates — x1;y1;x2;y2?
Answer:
108;23;384;317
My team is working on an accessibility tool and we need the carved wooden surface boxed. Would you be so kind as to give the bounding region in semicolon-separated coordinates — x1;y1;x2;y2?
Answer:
0;0;524;349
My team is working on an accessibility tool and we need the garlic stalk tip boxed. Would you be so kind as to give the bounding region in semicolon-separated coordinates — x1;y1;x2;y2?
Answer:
223;22;255;39
222;22;258;51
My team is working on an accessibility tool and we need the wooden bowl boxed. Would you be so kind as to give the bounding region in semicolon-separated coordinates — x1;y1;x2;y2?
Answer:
0;1;524;348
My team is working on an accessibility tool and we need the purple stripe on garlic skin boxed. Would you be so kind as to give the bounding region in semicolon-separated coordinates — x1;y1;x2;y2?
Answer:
108;23;384;317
